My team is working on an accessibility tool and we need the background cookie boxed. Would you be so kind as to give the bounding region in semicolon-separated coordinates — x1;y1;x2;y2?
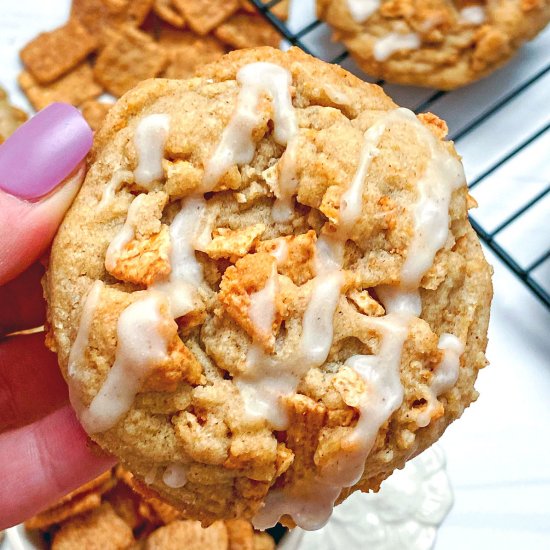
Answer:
317;0;550;89
45;47;492;529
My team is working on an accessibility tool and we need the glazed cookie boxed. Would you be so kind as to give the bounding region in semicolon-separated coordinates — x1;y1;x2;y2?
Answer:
45;46;492;530
318;0;550;89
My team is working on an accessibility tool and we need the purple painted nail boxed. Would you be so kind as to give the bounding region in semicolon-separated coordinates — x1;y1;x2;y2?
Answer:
0;103;93;200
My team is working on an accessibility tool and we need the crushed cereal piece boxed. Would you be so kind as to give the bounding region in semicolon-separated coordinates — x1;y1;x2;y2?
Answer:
347;289;385;317
20;19;97;84
143;316;204;391
257;230;317;286
94;26;168;97
218;253;283;350
206;224;265;262
106;224;172;286
18;64;102;111
280;394;327;488
163;159;204;198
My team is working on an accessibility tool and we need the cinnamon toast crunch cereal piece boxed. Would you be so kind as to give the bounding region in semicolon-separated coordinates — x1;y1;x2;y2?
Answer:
20;19;97;84
145;520;229;550
347;288;385;316
25;492;102;530
51;503;134;550
71;0;154;37
81;100;113;132
252;533;276;550
162;34;227;80
93;27;168;97
226;519;254;550
154;0;186;27
240;0;289;21
218;252;283;350
257;231;317;286
18;63;102;111
0;87;27;144
206;224;265;262
214;12;281;49
174;0;240;35
106;224;172;286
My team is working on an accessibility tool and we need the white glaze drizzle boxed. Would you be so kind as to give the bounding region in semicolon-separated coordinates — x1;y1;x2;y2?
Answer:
248;266;278;337
376;285;422;317
134;114;170;188
162;463;188;488
272;137;299;223
271;239;289;265
373;33;421;62
98;169;133;210
67;281;104;378
79;292;169;434
237;240;344;431
254;312;411;531
416;333;464;427
300;271;345;366
346;0;380;23
396;109;465;288
152;196;208;318
339;119;387;234
104;193;145;272
255;105;465;530
459;6;486;25
203;62;297;193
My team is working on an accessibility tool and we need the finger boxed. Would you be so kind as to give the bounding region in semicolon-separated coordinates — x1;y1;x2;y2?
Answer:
0;103;92;285
0;406;115;529
0;332;69;432
0;262;46;336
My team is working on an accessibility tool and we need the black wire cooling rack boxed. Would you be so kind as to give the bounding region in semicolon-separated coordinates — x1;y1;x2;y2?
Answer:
250;0;550;311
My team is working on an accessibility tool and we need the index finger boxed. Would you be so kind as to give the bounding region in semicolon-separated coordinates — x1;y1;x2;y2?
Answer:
0;406;115;529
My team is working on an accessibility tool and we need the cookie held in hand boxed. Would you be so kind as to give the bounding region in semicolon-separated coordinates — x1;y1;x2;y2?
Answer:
45;46;492;530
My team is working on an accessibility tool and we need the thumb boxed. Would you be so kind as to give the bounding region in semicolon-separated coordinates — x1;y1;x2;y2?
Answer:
0;103;92;285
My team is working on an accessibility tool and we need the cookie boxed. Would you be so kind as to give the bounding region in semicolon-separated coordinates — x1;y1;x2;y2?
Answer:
317;0;550;89
45;46;492;529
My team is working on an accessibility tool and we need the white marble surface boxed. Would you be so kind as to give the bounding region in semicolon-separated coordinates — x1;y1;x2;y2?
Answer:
1;1;549;548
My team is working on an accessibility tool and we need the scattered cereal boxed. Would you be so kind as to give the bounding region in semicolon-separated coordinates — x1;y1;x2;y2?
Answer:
20;19;97;84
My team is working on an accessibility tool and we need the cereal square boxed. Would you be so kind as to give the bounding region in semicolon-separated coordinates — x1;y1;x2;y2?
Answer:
214;12;281;49
19;63;102;111
94;27;168;97
20;19;97;84
174;0;240;35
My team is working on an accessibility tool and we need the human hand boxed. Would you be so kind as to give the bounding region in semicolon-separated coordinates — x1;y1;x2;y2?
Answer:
0;103;115;530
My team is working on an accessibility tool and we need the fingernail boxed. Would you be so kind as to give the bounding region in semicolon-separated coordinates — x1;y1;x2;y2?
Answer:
0;103;93;200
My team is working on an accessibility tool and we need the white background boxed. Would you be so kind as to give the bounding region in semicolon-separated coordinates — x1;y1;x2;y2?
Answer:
1;1;549;548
